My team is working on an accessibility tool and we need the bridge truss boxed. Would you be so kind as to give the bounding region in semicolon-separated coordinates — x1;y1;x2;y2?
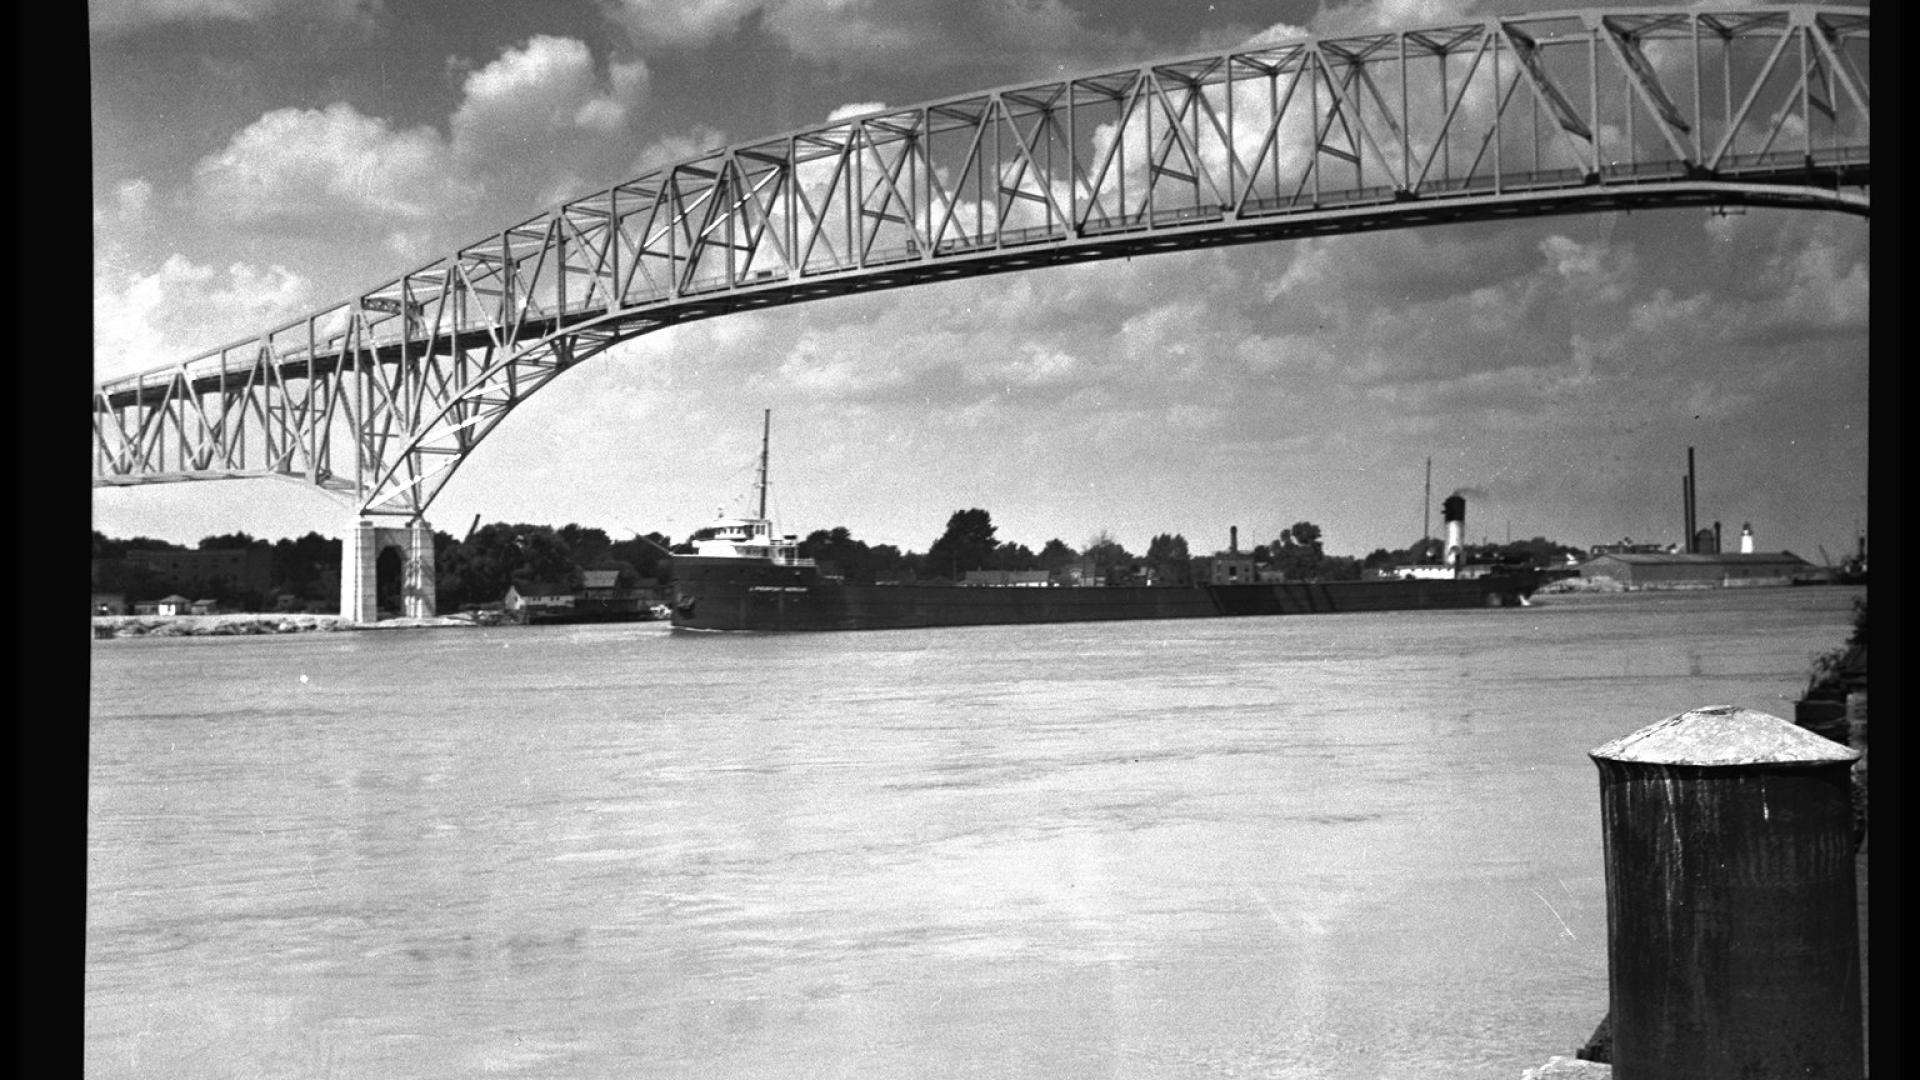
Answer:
93;5;1868;522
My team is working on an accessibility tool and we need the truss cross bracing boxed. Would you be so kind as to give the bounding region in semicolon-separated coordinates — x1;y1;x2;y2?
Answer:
93;5;1869;521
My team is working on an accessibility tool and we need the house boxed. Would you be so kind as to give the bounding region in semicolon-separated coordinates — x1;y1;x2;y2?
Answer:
1579;551;1814;589
504;582;576;622
92;592;127;616
580;569;623;598
150;594;191;616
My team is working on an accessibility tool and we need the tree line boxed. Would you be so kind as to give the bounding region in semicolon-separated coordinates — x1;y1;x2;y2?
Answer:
797;509;1580;585
93;513;1582;612
90;525;676;614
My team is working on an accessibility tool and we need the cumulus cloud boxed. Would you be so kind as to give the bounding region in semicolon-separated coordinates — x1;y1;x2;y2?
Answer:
620;125;732;180
1539;234;1634;305
450;37;649;162
94;251;317;380
1239;22;1312;48
106;34;653;373
825;101;888;123
189;35;648;248
191;103;465;229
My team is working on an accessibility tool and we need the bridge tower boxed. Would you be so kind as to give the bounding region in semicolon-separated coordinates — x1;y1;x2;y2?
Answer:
340;519;436;622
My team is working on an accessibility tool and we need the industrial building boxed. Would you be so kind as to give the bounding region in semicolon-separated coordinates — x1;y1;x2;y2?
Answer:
1579;551;1813;589
1580;449;1819;589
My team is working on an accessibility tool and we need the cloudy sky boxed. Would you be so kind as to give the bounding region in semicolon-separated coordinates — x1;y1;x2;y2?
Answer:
92;0;1869;563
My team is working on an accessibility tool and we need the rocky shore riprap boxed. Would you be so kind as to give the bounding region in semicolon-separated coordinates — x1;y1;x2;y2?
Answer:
92;613;479;638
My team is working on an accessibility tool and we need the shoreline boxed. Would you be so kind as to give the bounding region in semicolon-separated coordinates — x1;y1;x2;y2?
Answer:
92;613;481;638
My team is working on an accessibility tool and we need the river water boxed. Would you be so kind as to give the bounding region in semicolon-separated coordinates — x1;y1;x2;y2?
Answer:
86;586;1863;1079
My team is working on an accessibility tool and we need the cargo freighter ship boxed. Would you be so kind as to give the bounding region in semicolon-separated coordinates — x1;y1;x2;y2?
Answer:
667;414;1541;633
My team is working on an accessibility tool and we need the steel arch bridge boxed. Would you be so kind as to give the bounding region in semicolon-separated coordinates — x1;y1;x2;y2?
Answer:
94;4;1867;526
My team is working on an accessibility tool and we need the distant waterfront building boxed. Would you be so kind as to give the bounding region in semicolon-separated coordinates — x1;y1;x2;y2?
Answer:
1579;551;1812;589
1201;553;1256;585
146;594;191;616
1394;563;1497;580
504;582;576;621
580;569;623;598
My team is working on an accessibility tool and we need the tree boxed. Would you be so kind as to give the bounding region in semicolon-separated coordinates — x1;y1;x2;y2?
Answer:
1038;538;1078;572
1145;533;1191;584
271;532;342;598
436;522;579;607
801;526;877;581
1082;530;1135;584
197;531;260;550
925;509;999;580
993;542;1038;571
1465;535;1584;568
607;531;675;582
558;524;613;568
94;531;180;559
1267;520;1330;581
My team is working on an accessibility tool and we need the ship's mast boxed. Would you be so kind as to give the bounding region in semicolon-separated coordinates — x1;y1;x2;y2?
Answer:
1423;457;1432;563
757;408;771;522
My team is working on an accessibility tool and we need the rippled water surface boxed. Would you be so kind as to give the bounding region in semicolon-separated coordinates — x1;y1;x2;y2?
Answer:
87;587;1863;1079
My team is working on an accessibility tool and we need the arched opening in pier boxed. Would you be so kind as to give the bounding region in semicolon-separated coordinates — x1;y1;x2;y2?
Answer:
375;545;403;618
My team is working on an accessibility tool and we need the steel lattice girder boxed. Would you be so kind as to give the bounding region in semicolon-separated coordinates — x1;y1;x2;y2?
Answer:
93;5;1869;520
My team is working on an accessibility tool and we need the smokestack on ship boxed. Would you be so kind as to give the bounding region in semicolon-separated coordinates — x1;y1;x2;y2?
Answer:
1443;494;1466;570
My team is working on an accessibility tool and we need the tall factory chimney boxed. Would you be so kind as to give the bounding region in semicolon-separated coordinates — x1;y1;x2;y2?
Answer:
1442;494;1467;569
1740;523;1754;554
1229;526;1238;555
1686;447;1698;553
1681;475;1692;553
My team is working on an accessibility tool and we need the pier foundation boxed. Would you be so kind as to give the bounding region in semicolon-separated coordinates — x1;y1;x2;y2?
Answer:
340;518;436;623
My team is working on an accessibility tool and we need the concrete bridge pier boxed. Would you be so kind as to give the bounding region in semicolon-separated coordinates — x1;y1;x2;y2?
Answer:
340;518;437;622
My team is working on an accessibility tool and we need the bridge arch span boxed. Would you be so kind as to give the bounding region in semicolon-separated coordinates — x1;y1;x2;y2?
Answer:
94;5;1868;539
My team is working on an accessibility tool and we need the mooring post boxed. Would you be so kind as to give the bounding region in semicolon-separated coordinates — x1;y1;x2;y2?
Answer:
1589;705;1862;1079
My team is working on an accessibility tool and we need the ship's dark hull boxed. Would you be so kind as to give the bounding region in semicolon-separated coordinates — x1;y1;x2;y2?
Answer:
670;558;1541;632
